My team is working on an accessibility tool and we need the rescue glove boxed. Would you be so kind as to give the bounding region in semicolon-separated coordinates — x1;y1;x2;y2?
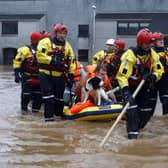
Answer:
67;73;74;89
50;59;68;71
143;73;156;83
122;86;135;105
14;69;21;83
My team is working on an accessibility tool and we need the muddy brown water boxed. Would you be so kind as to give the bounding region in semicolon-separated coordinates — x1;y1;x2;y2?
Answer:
0;66;168;168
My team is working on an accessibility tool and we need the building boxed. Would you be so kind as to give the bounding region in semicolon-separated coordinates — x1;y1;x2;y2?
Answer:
0;0;168;65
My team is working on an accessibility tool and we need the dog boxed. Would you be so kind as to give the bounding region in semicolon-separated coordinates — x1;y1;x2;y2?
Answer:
82;76;113;106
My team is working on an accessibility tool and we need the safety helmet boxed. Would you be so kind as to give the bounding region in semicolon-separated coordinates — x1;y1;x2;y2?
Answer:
30;31;43;44
42;31;51;38
136;29;153;47
54;24;68;34
106;38;115;45
115;39;125;51
152;32;164;46
152;32;164;40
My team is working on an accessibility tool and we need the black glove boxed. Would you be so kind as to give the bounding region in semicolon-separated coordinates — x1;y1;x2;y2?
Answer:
122;86;135;105
50;59;68;71
162;72;168;79
143;73;156;83
67;73;74;89
14;69;21;83
137;65;150;75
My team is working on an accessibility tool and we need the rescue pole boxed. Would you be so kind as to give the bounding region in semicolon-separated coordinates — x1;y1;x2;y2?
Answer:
106;86;120;95
99;79;145;148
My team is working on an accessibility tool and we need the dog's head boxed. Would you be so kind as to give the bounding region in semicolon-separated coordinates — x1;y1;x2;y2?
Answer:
86;76;104;90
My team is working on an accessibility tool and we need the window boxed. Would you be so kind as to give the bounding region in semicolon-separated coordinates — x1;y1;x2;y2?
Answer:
78;49;88;62
117;21;150;35
2;21;18;35
78;25;89;37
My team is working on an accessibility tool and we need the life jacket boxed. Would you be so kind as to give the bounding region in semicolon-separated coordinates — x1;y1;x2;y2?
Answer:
70;100;96;114
129;50;152;86
107;50;124;87
160;54;168;72
21;46;39;74
41;40;70;72
153;47;168;72
73;61;81;81
101;51;114;65
99;75;111;91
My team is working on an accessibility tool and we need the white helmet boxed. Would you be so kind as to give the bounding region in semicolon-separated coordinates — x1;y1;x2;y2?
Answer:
106;38;115;45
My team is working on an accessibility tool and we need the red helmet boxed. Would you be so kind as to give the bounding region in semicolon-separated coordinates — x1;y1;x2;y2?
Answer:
136;29;153;47
54;24;68;34
30;31;43;44
152;32;164;46
152;32;164;40
115;39;125;51
42;31;51;38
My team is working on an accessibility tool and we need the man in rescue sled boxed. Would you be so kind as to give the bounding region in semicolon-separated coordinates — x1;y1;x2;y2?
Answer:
152;32;168;115
71;65;117;114
116;29;164;139
13;31;43;113
36;23;76;121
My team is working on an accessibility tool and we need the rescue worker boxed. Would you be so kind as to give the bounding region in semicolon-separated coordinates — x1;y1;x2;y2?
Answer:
152;32;168;115
106;39;126;87
36;23;76;121
92;38;115;66
116;29;164;139
13;31;43;113
106;39;126;102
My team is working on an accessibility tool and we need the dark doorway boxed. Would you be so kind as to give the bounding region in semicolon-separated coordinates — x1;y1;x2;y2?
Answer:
2;48;17;65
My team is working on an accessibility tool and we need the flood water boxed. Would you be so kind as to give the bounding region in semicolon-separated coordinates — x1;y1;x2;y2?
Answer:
0;66;168;168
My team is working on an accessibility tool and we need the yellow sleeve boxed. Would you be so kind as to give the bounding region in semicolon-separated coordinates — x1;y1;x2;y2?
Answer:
92;50;105;66
116;49;137;88
36;38;52;65
65;41;76;73
13;46;30;69
151;49;164;81
165;48;168;64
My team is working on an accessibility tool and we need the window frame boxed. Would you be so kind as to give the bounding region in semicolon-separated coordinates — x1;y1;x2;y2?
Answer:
117;20;150;35
78;24;89;38
1;21;18;35
78;49;88;62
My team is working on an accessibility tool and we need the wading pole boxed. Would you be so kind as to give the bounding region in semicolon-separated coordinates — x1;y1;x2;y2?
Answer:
99;79;145;148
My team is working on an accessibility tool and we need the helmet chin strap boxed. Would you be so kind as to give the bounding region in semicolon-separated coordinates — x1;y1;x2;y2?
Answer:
31;43;37;50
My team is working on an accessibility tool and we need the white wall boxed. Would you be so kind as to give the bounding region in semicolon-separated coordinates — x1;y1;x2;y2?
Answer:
0;19;45;64
94;20;117;53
